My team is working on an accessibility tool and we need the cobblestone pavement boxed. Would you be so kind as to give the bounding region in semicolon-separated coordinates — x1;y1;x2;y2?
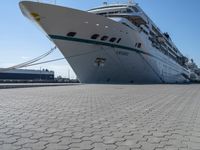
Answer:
0;84;200;150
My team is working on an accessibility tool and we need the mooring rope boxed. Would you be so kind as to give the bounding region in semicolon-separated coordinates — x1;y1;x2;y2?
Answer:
0;46;56;72
0;48;101;72
27;49;102;67
25;57;65;67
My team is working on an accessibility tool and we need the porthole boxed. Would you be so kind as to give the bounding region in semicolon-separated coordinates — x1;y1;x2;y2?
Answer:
67;32;76;37
109;37;117;42
138;43;142;48
135;43;142;48
101;36;109;41
91;34;100;39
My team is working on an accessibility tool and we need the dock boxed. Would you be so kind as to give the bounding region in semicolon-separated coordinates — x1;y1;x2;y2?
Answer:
0;84;200;150
0;83;78;89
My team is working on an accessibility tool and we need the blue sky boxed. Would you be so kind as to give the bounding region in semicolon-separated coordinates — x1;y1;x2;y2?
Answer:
0;0;200;78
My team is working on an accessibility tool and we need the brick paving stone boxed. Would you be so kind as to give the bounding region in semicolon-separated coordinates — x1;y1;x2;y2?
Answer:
189;136;200;143
0;144;21;150
163;146;179;150
178;148;188;150
40;135;62;143
115;145;131;150
147;137;161;144
102;136;124;144
188;142;200;150
19;148;32;150
191;132;200;137
22;141;48;150
140;142;159;150
92;142;117;150
13;138;38;146
165;139;188;148
153;132;166;138
0;136;20;144
0;85;200;149
68;148;80;150
30;132;53;140
59;137;82;145
44;143;69;150
115;140;141;149
69;141;93;149
86;135;104;143
17;131;34;138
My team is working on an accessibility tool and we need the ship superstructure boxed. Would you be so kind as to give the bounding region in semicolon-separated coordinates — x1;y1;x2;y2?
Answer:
19;1;190;83
88;3;188;68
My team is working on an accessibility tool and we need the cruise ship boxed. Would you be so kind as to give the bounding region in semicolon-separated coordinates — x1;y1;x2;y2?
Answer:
19;1;190;83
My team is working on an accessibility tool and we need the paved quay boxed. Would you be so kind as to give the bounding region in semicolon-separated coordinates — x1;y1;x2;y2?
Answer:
0;83;79;89
0;84;200;150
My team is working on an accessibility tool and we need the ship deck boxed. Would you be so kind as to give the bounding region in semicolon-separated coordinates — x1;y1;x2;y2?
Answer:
0;84;200;150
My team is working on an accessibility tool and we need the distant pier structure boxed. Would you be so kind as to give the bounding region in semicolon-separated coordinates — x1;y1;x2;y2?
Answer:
0;69;54;81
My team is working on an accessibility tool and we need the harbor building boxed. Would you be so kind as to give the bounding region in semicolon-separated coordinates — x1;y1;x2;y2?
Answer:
0;69;54;81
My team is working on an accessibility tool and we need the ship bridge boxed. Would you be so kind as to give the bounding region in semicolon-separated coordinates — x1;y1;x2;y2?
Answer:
88;4;148;27
88;4;135;14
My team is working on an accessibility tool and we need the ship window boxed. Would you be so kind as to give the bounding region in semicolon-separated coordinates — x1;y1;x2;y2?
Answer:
127;9;133;13
109;12;115;14
117;38;121;43
88;5;127;11
97;12;107;15
142;29;148;35
138;43;142;48
67;32;76;37
129;6;139;12
101;36;109;41
109;37;117;42
91;34;100;39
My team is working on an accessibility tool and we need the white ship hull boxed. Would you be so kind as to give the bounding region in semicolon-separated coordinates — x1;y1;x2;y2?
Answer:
19;1;189;84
